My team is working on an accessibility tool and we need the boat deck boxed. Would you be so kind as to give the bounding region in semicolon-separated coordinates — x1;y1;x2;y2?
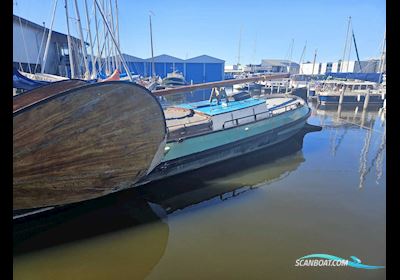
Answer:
178;98;265;116
164;96;303;141
164;107;212;140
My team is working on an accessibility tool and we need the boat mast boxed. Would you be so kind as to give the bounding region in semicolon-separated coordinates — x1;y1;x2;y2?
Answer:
64;0;75;78
42;0;58;74
352;29;362;73
311;49;317;76
108;0;116;71
102;0;110;75
115;0;120;70
93;0;101;76
340;16;351;72
83;0;97;78
237;25;242;66
73;0;90;79
286;39;294;94
94;0;133;81
149;11;155;79
378;30;386;82
298;41;307;74
346;29;352;72
287;38;294;74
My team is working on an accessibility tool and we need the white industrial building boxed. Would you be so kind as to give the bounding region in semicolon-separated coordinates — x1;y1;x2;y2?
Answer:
300;59;382;75
225;59;299;76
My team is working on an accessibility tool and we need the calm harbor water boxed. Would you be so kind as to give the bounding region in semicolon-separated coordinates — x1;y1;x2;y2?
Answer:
13;100;386;280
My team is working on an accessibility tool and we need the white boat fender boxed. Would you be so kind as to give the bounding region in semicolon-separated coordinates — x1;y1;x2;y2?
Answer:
357;94;361;102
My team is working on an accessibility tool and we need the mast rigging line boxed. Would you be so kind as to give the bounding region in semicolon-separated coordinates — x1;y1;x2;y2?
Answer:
42;0;59;74
94;0;133;81
340;16;351;72
33;22;47;73
18;16;32;73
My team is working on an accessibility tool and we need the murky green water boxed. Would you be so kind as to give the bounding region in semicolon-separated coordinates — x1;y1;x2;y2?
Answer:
13;101;386;280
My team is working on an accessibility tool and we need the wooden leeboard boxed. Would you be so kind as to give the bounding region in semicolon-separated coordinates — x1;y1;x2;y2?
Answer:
13;79;89;113
13;81;166;210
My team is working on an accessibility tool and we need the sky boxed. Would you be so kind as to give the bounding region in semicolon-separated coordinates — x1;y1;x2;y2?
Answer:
13;0;386;65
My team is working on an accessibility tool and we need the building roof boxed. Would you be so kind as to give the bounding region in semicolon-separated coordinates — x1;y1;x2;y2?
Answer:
145;54;185;63
122;54;146;62
13;14;87;45
185;55;225;63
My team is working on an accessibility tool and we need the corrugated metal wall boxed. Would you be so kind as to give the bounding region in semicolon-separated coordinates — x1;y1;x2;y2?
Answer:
185;63;204;84
174;63;185;75
205;63;222;82
127;62;145;76
117;55;224;101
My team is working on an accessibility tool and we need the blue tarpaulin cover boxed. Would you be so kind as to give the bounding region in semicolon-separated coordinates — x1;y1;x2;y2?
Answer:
13;68;50;91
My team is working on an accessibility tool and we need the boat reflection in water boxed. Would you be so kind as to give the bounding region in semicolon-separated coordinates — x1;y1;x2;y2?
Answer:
14;189;170;280
13;124;320;280
312;102;386;189
139;123;321;213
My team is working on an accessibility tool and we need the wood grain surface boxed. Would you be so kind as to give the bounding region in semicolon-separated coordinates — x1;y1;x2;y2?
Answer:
13;79;88;113
13;81;166;210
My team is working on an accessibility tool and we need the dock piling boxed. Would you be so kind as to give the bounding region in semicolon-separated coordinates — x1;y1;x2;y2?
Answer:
339;88;345;105
363;90;370;110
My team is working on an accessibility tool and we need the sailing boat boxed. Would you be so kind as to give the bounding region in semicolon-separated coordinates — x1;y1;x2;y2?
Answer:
315;18;386;106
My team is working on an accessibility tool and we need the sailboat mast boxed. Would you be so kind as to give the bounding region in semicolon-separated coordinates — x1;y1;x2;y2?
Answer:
237;25;242;66
378;30;386;82
108;0;116;71
102;0;110;75
94;0;133;81
115;0;120;70
352;29;362;72
84;0;96;78
298;41;307;74
340;16;351;72
64;0;75;78
42;0;59;74
93;0;101;75
346;31;352;72
287;38;294;73
73;0;90;79
149;12;155;78
311;49;317;75
285;39;294;94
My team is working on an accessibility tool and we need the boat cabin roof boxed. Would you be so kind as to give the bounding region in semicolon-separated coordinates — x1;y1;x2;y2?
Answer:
178;98;265;116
